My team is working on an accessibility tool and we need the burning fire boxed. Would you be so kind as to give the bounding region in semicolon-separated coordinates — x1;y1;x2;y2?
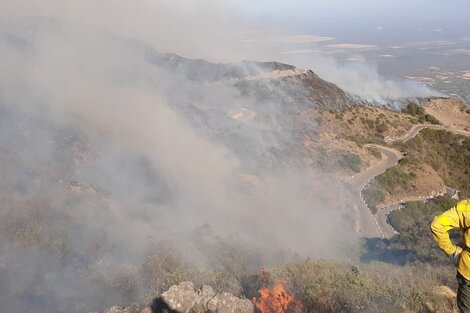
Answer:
252;281;294;313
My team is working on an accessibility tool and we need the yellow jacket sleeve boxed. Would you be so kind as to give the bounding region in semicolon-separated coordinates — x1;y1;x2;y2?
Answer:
431;207;460;255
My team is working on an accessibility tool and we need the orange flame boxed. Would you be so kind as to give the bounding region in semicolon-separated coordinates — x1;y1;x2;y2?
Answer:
252;281;293;313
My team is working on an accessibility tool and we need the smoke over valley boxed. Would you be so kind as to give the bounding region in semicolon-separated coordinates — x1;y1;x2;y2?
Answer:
0;1;453;312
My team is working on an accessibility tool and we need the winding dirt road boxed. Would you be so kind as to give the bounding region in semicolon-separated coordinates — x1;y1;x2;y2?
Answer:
349;124;470;239
348;146;402;238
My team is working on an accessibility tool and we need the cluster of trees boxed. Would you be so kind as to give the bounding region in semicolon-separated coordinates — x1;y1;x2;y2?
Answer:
376;166;417;194
401;103;440;124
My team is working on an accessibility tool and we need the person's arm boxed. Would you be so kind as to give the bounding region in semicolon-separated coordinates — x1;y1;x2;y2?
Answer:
431;206;461;256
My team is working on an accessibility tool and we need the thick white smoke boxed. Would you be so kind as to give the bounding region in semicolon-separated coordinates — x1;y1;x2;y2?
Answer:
0;11;357;313
300;55;445;107
0;0;443;105
0;1;443;312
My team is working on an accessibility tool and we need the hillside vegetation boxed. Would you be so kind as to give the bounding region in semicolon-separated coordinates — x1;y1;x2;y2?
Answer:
366;128;470;204
356;99;470;207
101;258;460;313
303;105;416;176
363;196;459;266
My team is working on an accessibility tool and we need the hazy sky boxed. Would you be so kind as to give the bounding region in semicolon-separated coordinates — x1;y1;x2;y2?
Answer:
2;0;469;61
232;0;470;45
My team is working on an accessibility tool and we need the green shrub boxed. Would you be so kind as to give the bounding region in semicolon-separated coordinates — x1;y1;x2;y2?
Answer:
362;185;385;213
337;151;361;173
402;103;425;116
376;167;415;193
424;114;440;124
401;102;440;125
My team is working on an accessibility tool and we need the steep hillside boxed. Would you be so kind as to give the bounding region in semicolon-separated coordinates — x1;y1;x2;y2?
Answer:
302;105;417;174
303;98;470;201
356;99;470;207
1;16;469;313
97;258;459;313
0;17;364;313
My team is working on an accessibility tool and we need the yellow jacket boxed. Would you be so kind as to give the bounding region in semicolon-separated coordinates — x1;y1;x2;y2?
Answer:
431;199;470;279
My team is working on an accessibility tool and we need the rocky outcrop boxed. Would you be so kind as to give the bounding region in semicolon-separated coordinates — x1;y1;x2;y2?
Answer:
99;282;254;313
159;281;254;313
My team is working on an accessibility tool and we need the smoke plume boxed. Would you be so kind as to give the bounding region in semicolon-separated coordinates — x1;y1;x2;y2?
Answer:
0;6;357;313
0;1;440;312
297;54;445;107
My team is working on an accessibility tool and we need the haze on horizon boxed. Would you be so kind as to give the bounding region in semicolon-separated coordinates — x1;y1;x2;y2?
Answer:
3;1;470;61
235;0;470;44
